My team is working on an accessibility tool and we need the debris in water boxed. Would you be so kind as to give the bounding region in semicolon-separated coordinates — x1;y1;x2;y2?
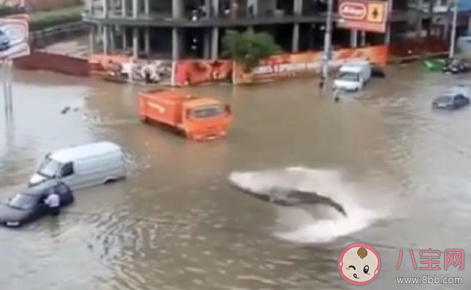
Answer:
61;106;70;114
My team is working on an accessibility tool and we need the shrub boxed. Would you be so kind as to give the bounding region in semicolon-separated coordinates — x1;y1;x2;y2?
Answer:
222;29;279;71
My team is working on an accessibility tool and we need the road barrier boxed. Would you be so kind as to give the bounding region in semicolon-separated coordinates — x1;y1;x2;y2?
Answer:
14;51;89;76
29;21;89;49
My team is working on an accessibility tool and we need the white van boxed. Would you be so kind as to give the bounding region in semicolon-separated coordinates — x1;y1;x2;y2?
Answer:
28;141;127;191
333;60;372;92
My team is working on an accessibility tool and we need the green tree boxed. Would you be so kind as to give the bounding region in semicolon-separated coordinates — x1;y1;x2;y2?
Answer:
0;5;13;16
222;29;280;72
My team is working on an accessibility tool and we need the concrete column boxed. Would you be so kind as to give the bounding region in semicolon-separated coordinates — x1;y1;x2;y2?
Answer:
204;30;211;58
350;30;358;47
247;0;258;16
110;26;116;51
204;0;210;17
384;23;391;44
144;0;150;16
292;24;300;52
122;27;128;51
86;0;93;15
89;25;96;53
415;0;423;38
385;0;393;43
172;0;181;17
211;27;219;59
132;28;138;58
103;25;109;54
360;31;366;46
109;0;115;15
172;28;180;60
121;0;127;16
212;0;220;16
145;28;150;56
294;0;302;15
171;0;181;60
102;0;108;17
132;0;138;18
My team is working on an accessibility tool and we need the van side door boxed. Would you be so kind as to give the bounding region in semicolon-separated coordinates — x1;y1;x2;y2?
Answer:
58;162;76;189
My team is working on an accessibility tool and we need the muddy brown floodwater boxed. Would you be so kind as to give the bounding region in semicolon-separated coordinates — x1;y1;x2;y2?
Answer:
0;65;470;290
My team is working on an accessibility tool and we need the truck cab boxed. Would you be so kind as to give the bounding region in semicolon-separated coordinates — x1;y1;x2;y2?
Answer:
181;98;232;140
138;90;232;141
333;60;372;92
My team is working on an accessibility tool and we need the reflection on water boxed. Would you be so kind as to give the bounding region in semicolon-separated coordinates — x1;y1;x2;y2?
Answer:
0;66;469;289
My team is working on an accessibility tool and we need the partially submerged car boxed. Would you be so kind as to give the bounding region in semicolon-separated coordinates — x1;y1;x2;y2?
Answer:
0;180;74;228
432;86;470;110
443;58;471;74
0;29;10;51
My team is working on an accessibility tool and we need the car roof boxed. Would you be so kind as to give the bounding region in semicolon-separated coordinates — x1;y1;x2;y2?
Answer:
21;180;67;196
340;65;364;73
49;141;122;163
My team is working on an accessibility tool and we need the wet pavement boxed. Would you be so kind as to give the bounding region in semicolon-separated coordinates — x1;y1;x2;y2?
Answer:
0;65;470;290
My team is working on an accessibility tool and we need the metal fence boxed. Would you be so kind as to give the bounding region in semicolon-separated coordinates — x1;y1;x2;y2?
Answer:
29;21;90;49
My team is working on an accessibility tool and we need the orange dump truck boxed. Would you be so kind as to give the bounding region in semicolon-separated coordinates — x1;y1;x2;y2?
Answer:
138;89;232;141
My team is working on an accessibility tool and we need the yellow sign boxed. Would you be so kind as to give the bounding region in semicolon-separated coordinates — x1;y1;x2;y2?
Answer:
366;2;386;23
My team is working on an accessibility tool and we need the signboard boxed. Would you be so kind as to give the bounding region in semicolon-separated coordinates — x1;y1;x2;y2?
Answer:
0;14;30;60
337;0;388;33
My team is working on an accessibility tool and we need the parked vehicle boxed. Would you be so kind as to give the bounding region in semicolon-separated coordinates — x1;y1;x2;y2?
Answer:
0;29;10;51
333;60;372;92
432;86;470;110
28;141;127;190
0;180;74;227
138;89;232;141
443;58;471;74
370;63;386;78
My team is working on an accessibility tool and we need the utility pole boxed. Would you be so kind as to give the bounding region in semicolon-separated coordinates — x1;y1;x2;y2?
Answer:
2;59;13;120
321;0;334;91
448;0;458;59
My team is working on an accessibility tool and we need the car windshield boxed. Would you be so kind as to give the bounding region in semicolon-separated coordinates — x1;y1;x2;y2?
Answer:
338;72;359;82
38;158;62;178
190;105;224;119
436;95;453;104
7;193;38;210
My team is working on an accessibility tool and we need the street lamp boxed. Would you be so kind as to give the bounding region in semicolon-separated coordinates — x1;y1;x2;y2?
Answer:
448;0;458;59
321;0;334;91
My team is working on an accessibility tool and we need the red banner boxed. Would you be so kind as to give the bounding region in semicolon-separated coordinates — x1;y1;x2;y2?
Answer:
233;45;389;85
173;60;233;86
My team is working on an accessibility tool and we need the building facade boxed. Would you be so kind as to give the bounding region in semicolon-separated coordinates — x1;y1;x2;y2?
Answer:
82;0;441;60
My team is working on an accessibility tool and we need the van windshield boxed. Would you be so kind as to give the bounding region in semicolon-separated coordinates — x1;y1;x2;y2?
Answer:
38;158;62;178
338;72;360;82
190;105;224;119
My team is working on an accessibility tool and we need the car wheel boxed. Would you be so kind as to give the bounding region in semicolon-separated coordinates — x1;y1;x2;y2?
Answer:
104;178;116;184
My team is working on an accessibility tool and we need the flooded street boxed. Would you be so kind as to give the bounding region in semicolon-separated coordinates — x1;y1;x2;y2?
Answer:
0;65;470;290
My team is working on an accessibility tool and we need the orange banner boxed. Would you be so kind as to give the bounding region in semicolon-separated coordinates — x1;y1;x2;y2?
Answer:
173;60;233;86
233;45;388;85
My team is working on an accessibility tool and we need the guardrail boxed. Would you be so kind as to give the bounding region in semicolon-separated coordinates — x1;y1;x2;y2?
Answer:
29;21;90;49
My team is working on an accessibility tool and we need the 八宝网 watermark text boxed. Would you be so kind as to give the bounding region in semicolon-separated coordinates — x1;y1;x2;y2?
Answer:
396;248;464;270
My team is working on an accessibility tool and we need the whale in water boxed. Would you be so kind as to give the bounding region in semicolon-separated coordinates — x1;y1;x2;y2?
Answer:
229;171;348;217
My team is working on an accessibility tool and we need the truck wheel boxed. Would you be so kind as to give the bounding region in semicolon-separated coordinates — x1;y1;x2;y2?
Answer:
186;132;194;140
